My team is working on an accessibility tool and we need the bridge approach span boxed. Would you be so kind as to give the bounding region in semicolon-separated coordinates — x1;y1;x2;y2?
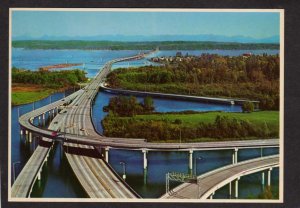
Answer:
161;155;279;199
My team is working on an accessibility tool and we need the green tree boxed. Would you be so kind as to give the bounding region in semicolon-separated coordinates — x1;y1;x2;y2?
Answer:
242;101;254;113
174;119;182;125
258;186;274;199
143;96;154;111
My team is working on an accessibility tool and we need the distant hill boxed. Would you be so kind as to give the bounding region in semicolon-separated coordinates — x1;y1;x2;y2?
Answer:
12;34;279;44
12;40;279;50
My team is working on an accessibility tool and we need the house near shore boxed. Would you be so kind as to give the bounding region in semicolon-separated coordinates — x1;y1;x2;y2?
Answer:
242;52;252;58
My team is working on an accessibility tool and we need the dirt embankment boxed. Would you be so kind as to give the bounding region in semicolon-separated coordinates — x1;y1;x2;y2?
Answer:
12;83;71;93
39;63;82;71
12;83;46;92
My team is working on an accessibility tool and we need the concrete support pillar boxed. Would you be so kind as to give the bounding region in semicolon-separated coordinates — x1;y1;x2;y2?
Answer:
232;148;238;164
37;171;41;180
45;153;48;162
29;132;32;143
235;148;238;164
229;182;232;198
20;129;23;135
104;147;109;163
142;149;148;169
235;177;240;199
210;192;214;199
189;149;193;170
25;130;28;135
42;114;45;126
268;168;272;186
52;109;55;117
262;172;265;186
38;116;41;126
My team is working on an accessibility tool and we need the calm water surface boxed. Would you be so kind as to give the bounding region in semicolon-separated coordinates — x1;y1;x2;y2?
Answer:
12;48;279;78
92;91;242;134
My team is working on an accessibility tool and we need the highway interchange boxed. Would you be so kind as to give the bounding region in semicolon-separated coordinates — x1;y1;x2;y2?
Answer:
13;50;280;199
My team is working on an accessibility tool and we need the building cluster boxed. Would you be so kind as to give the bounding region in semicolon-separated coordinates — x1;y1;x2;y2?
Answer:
150;52;196;63
150;51;254;63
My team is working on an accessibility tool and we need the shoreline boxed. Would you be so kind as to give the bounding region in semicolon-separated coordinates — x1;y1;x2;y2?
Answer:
12;47;280;52
11;84;77;106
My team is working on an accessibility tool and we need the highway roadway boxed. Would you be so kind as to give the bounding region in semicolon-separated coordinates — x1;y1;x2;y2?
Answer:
13;53;150;198
161;155;279;199
52;54;150;198
61;62;139;198
11;108;67;197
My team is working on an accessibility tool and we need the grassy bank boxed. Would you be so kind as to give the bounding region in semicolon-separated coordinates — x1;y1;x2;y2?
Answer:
12;88;55;105
132;111;279;130
12;67;88;105
11;83;64;105
102;111;279;142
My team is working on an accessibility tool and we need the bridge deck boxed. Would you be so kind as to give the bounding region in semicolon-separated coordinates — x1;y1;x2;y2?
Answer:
61;57;141;198
100;85;260;105
11;143;50;198
13;55;145;198
161;155;279;199
11;111;67;197
65;145;136;198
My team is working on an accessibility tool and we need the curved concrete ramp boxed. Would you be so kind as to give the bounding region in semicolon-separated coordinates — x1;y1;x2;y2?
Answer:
161;155;279;199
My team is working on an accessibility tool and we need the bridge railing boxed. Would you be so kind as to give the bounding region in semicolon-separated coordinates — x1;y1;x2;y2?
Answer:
192;154;279;183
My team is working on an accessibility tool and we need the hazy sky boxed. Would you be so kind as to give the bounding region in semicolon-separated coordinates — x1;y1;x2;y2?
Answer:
12;10;280;38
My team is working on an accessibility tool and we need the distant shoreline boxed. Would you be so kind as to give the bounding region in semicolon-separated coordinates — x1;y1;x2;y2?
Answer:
12;47;279;52
12;40;279;50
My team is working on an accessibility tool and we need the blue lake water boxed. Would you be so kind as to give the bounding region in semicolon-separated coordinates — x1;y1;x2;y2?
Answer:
11;48;279;199
12;48;279;78
109;148;279;198
92;91;242;134
12;48;150;78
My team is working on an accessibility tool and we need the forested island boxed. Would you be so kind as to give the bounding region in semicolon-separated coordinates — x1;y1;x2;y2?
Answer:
102;95;279;142
107;53;279;110
12;67;87;105
12;40;279;50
